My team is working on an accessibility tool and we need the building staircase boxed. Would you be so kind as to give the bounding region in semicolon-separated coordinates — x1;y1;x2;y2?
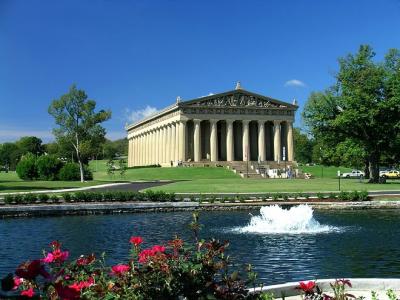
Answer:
182;160;299;179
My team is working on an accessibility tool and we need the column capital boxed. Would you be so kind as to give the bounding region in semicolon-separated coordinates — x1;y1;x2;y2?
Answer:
242;120;250;125
193;119;201;124
209;119;219;124
258;120;265;126
226;119;234;125
273;120;282;126
286;120;293;125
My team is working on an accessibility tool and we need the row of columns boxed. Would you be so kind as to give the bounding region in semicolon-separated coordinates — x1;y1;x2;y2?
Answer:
128;119;293;166
128;121;187;167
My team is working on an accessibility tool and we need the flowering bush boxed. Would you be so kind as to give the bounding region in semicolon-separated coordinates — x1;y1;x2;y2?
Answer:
1;213;266;299
297;279;356;300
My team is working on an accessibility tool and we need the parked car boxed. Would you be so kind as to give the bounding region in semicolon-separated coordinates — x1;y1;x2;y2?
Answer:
380;170;400;179
341;170;365;178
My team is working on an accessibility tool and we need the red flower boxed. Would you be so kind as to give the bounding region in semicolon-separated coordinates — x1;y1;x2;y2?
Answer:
298;281;316;293
50;240;61;250
42;249;69;264
55;282;80;300
15;260;50;280
138;245;166;263
21;287;35;298
111;264;130;275
76;254;95;266
68;277;95;292
130;236;143;246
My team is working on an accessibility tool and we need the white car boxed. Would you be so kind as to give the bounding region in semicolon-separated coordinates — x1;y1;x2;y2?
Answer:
341;170;365;178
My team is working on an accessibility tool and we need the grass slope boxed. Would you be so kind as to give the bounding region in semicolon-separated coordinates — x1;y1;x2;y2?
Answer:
0;172;103;193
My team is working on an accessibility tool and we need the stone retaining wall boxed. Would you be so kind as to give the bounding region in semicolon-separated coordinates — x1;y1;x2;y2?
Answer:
1;200;400;218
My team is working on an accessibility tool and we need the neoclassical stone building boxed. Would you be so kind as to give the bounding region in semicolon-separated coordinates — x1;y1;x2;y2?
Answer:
126;83;298;167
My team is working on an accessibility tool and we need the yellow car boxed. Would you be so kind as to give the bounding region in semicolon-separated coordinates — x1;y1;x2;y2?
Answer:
381;170;400;179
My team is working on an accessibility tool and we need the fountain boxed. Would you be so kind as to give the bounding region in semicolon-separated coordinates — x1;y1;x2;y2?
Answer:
236;204;338;234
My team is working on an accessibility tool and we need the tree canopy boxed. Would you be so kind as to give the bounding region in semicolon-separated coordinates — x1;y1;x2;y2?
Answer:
303;45;400;182
48;85;111;182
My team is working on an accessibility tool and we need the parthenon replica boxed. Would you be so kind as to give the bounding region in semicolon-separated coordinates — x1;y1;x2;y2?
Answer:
126;83;298;170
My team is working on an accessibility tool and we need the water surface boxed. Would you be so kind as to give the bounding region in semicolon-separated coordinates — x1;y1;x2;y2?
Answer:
1;208;400;284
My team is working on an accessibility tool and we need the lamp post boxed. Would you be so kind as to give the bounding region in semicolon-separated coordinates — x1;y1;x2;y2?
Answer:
337;170;341;191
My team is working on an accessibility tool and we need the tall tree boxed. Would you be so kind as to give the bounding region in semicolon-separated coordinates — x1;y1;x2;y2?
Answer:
293;128;314;164
48;85;111;182
16;136;44;156
303;45;400;182
0;143;21;171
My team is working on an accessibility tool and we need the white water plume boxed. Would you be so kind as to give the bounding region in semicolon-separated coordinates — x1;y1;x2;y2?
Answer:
236;205;338;234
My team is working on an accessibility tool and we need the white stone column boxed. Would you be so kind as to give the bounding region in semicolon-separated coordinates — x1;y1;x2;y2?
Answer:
165;124;171;164
128;139;131;167
287;121;294;161
133;136;137;166
171;122;176;164
193;119;201;162
210;119;218;162
174;123;179;162
138;134;142;166
149;130;154;165
143;132;147;165
179;120;187;162
258;121;266;162
226;120;234;161
274;120;281;162
160;127;165;164
242;120;250;161
155;128;159;164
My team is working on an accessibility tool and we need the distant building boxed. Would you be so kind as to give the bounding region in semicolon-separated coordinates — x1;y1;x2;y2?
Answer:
126;83;298;167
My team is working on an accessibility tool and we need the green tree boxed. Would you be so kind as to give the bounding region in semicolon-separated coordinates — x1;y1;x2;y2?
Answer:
0;143;21;171
303;45;400;183
16;153;38;180
16;136;44;156
48;85;111;182
293;128;314;164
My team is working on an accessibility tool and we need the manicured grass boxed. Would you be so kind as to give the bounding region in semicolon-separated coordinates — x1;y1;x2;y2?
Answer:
147;178;400;193
299;165;353;178
0;172;103;193
90;160;238;181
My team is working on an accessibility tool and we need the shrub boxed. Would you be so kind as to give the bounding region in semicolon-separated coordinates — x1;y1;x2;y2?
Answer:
13;194;23;205
23;193;37;204
103;191;114;202
304;194;310;200
272;194;279;201
358;190;369;201
316;192;325;200
36;155;63;180
329;192;338;199
338;191;350;201
38;194;49;203
58;163;93;181
50;194;60;203
4;195;14;204
16;153;38;180
282;194;289;201
209;195;216;203
62;193;72;202
349;190;360;201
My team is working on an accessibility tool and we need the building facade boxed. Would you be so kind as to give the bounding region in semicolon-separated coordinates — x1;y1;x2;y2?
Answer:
126;84;298;167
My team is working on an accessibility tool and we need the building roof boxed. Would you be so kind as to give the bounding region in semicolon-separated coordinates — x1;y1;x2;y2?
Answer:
126;87;298;131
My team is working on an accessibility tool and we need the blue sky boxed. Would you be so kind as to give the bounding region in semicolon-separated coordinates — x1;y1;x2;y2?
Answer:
1;0;400;142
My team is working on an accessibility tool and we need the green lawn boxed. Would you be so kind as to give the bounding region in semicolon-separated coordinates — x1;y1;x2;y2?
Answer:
0;172;103;193
90;160;238;181
300;165;353;178
147;178;400;193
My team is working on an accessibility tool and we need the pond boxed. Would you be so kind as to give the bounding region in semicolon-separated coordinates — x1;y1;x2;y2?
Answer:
1;206;400;285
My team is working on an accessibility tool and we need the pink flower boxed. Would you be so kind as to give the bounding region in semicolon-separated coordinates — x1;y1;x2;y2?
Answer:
111;264;130;275
21;287;35;298
130;236;143;246
152;245;166;253
13;277;22;290
42;249;69;264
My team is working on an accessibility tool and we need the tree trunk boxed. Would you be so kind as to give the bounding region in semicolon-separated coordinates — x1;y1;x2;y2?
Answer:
368;153;380;183
75;133;84;183
364;159;370;179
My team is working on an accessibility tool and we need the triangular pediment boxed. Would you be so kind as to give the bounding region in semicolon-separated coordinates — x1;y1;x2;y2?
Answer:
180;89;296;109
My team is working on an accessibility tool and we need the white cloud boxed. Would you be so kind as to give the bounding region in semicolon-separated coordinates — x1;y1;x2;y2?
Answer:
125;105;159;124
106;130;126;141
284;79;306;87
0;129;54;143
